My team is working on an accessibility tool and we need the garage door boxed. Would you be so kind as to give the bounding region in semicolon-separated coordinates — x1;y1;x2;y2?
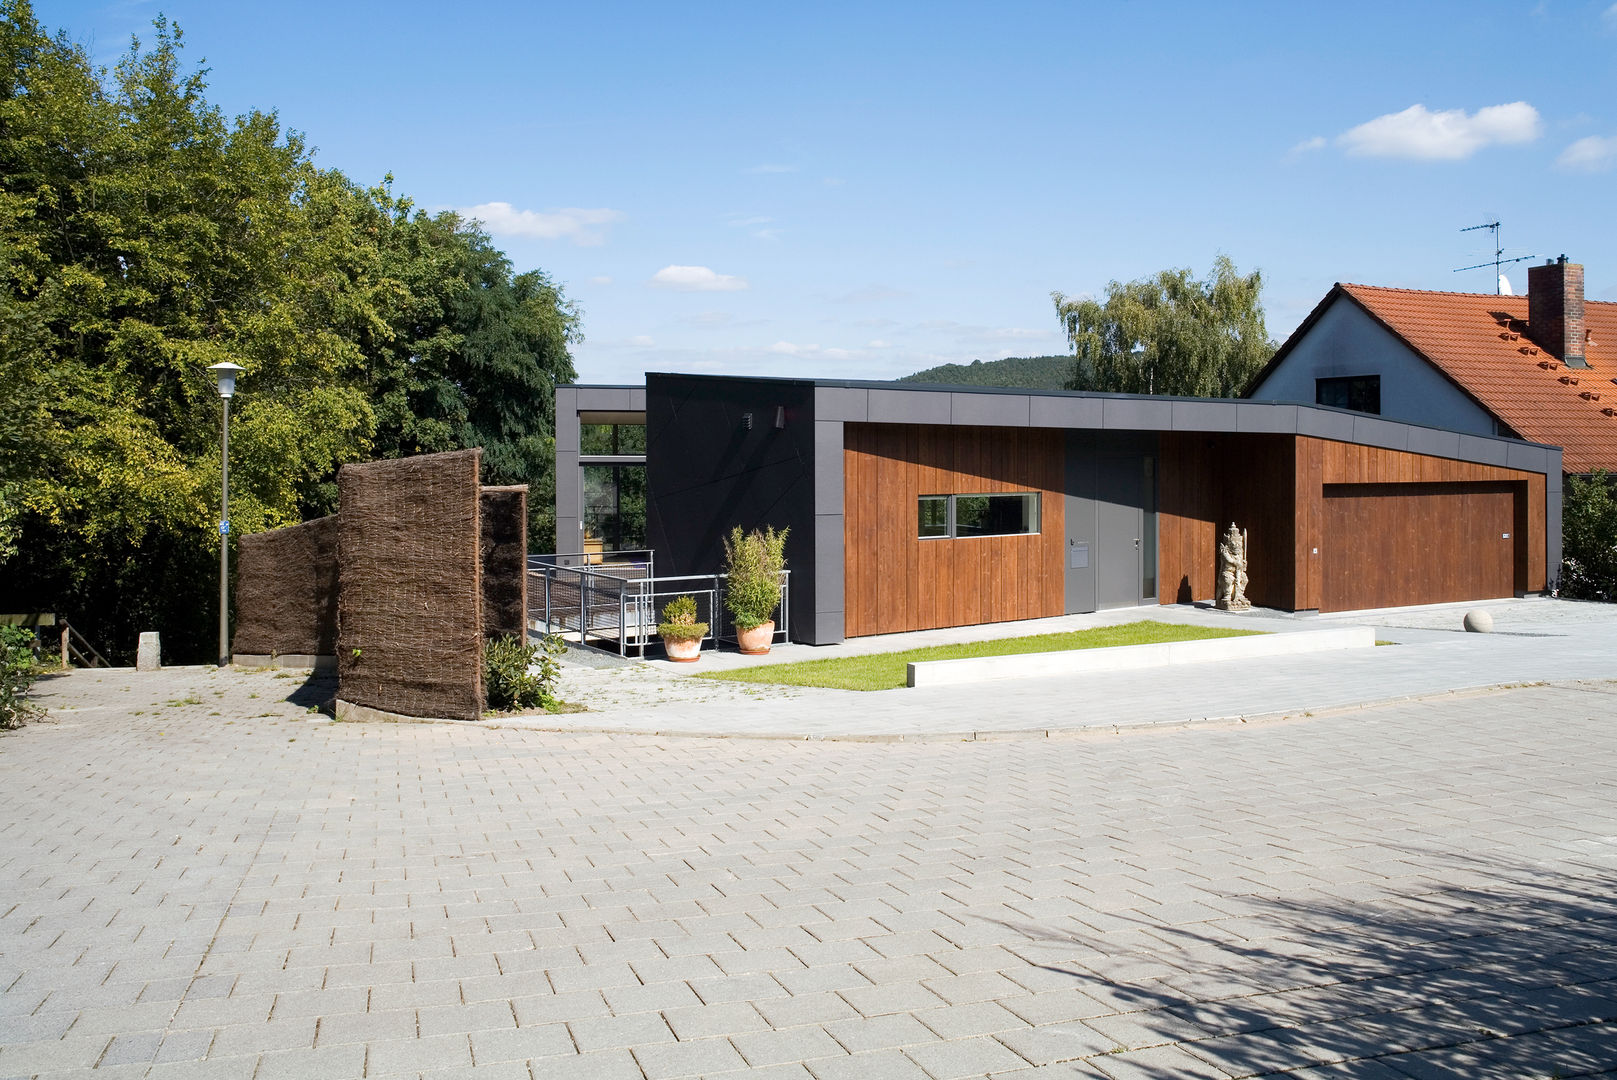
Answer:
1320;482;1517;613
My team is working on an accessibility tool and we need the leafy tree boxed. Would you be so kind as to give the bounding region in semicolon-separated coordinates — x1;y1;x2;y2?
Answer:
1559;470;1617;602
0;2;578;660
1052;256;1273;397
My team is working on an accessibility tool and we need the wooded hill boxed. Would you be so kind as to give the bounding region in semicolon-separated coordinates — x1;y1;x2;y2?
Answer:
898;355;1080;389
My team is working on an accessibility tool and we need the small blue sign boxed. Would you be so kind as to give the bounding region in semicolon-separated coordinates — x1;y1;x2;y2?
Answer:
219;521;230;535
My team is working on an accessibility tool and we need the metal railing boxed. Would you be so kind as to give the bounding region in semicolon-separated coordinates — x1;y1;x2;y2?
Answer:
527;553;788;658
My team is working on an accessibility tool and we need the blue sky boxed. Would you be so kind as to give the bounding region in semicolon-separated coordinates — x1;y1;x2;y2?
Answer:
37;0;1617;385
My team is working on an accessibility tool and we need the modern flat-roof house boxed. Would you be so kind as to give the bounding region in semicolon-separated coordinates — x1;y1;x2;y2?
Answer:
1244;257;1617;474
556;374;1560;645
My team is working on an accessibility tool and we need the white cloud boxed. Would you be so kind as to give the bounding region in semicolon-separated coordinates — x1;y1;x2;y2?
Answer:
1557;134;1617;172
746;163;797;174
649;265;749;292
768;341;819;356
726;215;772;227
682;311;734;327
1289;135;1327;156
456;202;624;245
589;275;613;286
1605;1;1617;29
822;177;845;187
866;339;892;348
1336;102;1541;160
628;335;655;347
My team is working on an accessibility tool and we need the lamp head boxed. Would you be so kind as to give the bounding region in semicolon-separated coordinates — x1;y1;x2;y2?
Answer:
206;362;245;399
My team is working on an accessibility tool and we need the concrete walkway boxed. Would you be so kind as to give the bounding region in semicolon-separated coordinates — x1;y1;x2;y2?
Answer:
526;597;1617;739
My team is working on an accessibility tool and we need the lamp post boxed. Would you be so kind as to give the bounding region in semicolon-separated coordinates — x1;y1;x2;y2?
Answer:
207;362;245;668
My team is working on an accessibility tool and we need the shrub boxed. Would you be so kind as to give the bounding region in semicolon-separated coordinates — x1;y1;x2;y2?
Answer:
1;625;43;730
484;633;566;712
1559;469;1617;602
722;525;788;630
658;595;708;641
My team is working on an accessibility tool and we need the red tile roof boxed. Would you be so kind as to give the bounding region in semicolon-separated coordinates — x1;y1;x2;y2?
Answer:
1263;283;1617;473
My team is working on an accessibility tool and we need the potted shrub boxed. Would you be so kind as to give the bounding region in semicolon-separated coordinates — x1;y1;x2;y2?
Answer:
723;525;787;655
658;595;708;662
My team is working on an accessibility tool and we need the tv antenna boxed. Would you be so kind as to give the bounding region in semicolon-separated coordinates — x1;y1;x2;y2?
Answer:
1452;220;1535;294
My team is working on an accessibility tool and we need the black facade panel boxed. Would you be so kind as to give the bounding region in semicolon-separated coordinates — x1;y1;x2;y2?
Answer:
645;374;819;642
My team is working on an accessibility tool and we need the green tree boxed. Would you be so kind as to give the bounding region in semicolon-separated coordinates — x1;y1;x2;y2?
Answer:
0;2;579;659
1052;256;1273;397
1559;470;1617;602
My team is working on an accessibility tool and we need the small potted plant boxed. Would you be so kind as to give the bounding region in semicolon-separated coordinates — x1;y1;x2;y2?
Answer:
657;595;708;662
723;525;787;655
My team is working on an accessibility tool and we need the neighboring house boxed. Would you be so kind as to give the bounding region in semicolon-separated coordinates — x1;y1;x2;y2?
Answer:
556;376;1560;642
1245;257;1617;475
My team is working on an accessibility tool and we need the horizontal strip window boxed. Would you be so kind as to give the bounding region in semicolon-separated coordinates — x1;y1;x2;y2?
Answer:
918;493;1040;539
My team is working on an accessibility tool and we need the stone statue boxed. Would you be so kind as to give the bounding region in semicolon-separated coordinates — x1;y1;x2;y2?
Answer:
1216;522;1251;611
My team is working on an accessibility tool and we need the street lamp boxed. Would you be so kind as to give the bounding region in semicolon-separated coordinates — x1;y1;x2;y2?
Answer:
207;362;245;667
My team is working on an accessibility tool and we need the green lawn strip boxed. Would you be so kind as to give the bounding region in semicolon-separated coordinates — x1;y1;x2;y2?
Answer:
694;619;1266;692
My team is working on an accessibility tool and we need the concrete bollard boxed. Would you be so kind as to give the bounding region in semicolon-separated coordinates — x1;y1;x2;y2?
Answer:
1463;609;1494;634
136;632;161;671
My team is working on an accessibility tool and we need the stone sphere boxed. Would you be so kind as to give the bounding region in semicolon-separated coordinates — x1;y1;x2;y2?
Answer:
1463;609;1494;634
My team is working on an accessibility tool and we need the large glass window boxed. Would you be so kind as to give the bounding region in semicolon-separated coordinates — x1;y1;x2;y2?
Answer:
582;464;646;552
581;423;647;454
1316;375;1380;414
917;493;1040;539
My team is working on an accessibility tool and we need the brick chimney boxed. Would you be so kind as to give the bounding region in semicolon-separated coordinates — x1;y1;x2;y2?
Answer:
1527;255;1587;369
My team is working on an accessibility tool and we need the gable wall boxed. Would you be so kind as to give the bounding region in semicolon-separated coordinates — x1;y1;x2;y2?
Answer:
1251;298;1500;436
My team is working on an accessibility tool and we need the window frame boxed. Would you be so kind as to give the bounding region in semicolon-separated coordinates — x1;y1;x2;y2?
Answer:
1315;374;1381;415
916;492;1041;540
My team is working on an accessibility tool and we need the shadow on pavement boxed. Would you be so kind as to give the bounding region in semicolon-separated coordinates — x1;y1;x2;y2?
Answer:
981;849;1617;1077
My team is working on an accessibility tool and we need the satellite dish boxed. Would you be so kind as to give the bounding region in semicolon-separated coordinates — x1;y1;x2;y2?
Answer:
1498;274;1514;296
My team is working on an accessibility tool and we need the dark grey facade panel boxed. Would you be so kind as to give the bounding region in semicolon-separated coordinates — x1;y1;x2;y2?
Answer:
570;386;646;413
1404;426;1462;461
1506;442;1549;473
1170;400;1239;432
1294;407;1358;442
813;421;845;514
1350;415;1410;451
1029;395;1103;429
813;514;845;617
951;392;1030;427
814;385;869;422
812;611;846;645
1455;433;1510;467
1100;396;1174;430
868;388;952;424
1546;488;1563;591
1234;402;1301;433
555;387;580;453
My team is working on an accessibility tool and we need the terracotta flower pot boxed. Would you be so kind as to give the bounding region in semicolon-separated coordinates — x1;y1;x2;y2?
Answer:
662;635;702;662
736;621;774;655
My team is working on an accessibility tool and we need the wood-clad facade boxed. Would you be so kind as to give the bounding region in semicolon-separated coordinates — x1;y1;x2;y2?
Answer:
1158;434;1546;614
844;424;1064;637
851;427;1552;635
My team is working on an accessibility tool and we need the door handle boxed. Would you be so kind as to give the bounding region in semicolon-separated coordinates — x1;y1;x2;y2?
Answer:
1133;538;1140;549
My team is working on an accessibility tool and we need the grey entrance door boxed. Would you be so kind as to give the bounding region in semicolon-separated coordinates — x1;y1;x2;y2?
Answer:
1096;452;1145;609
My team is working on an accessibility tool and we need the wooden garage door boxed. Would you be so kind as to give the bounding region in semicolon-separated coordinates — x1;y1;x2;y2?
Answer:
1320;482;1517;613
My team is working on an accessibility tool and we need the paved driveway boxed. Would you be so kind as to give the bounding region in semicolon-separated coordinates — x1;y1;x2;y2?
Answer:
3;665;1616;1079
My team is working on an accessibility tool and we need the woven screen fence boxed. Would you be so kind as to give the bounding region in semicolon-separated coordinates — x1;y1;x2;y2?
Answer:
231;515;339;657
337;449;484;720
479;486;528;641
